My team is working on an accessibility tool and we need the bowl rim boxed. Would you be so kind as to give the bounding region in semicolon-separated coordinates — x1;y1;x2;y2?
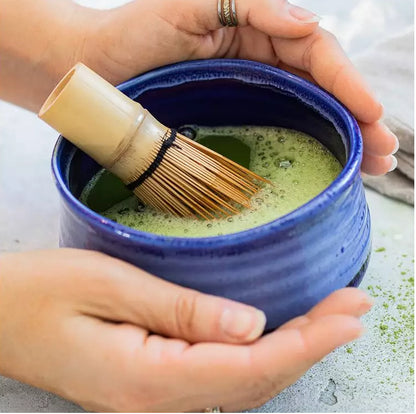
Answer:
51;59;363;250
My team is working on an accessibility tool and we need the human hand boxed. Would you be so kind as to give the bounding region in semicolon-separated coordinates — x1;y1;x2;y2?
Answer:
77;0;397;176
0;249;372;412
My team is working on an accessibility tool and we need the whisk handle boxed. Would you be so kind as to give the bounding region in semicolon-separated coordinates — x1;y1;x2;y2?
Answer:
39;63;145;167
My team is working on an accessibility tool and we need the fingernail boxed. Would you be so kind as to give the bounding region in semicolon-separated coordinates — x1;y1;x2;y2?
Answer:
220;308;266;341
350;318;366;339
388;155;398;172
379;103;385;118
392;135;400;155
288;4;321;23
382;123;400;154
341;318;366;345
355;325;366;339
358;296;374;315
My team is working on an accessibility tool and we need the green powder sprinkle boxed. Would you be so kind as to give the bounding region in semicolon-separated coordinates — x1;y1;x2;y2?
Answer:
375;247;386;252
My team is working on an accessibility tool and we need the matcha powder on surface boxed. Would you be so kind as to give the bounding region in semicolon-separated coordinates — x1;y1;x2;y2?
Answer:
314;241;415;412
365;276;414;380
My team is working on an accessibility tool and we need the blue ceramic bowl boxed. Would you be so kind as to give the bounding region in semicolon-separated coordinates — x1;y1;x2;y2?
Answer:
52;59;371;331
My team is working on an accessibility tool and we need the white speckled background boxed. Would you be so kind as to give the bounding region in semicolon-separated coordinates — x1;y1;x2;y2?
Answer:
0;0;413;412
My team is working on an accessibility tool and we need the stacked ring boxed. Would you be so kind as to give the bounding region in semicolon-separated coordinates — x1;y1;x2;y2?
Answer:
203;407;222;413
218;0;238;27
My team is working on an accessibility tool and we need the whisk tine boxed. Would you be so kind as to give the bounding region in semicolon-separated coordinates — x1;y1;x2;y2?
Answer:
137;185;179;216
149;173;213;219
170;142;259;194
128;128;268;217
156;163;233;217
176;137;260;187
164;157;246;203
159;160;241;216
180;134;271;183
161;146;253;202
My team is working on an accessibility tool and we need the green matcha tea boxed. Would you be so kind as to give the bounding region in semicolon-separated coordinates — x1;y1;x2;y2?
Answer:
80;126;342;237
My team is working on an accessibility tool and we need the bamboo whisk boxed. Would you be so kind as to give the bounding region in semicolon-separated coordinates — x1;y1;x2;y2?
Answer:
39;63;268;219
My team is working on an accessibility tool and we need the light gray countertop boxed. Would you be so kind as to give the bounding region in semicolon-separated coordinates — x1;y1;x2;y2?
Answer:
0;0;414;412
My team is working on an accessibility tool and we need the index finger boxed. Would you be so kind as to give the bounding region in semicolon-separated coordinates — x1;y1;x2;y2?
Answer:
272;28;383;123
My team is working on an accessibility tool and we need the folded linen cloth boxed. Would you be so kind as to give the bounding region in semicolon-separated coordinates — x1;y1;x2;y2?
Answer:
352;27;414;205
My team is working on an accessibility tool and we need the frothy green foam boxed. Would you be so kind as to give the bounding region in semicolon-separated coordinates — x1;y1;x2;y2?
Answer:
81;126;342;237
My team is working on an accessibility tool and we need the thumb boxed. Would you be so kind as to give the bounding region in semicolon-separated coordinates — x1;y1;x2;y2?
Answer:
86;256;266;344
155;0;320;38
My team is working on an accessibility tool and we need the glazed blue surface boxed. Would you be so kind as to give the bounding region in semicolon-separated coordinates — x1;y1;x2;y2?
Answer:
52;59;371;331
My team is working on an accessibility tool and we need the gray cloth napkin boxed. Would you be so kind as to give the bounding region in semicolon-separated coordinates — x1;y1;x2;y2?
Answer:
352;27;414;205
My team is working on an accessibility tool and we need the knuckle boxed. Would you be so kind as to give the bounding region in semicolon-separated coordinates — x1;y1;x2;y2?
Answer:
301;33;322;71
328;63;348;94
173;290;200;336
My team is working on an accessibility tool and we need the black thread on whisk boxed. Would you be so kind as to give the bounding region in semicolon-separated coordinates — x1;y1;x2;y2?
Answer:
126;129;178;191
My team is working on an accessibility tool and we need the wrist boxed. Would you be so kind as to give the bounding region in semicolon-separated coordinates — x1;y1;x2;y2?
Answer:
78;3;161;86
39;2;101;86
0;0;103;111
77;7;135;86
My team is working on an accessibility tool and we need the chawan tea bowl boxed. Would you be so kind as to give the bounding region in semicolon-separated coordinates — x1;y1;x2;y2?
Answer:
51;59;371;331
